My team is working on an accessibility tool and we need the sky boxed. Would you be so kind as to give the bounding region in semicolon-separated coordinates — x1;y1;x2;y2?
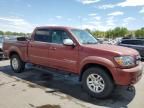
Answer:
0;0;144;33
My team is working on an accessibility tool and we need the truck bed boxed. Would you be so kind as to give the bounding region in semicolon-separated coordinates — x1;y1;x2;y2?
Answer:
3;39;29;61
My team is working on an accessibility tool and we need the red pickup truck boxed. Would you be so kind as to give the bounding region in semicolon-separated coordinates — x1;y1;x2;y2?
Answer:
3;26;143;98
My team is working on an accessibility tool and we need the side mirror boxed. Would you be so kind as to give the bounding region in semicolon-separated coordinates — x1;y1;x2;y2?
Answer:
63;39;74;46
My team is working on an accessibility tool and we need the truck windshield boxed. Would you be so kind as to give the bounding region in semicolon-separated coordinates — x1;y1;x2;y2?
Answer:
70;29;98;44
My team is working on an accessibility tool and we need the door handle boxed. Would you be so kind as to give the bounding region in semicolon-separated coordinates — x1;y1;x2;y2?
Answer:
50;47;56;50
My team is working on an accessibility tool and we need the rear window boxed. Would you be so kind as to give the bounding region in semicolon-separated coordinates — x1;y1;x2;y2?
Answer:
34;29;52;42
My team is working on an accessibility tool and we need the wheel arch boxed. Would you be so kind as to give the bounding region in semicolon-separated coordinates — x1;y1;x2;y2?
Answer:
79;63;114;82
9;51;20;58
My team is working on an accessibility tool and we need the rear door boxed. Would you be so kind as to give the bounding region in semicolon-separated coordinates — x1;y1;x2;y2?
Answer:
48;29;79;73
28;29;52;66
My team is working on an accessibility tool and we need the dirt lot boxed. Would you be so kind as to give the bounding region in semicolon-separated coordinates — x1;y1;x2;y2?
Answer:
0;60;144;108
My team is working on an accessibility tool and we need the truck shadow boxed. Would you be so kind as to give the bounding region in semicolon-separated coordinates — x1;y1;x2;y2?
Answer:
0;65;135;108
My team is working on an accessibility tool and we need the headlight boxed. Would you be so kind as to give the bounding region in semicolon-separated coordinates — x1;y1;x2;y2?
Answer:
114;56;135;67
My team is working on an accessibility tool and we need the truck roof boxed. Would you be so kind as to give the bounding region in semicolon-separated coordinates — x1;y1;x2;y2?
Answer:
36;26;77;30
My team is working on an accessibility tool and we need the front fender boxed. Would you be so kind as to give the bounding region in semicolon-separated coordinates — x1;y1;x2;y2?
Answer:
79;56;116;73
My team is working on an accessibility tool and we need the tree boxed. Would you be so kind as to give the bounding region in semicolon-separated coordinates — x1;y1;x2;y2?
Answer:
92;30;105;38
0;31;4;35
3;31;29;36
105;30;114;38
112;27;128;38
5;31;13;35
120;27;128;37
135;28;144;38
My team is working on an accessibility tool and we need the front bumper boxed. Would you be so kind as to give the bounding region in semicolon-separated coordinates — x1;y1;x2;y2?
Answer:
113;63;143;86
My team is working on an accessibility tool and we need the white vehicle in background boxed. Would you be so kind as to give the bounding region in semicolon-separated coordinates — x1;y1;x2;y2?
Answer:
115;37;123;44
0;35;16;59
103;38;123;45
97;38;104;44
103;39;116;45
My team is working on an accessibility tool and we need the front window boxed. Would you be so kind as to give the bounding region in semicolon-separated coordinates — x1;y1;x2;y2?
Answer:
70;29;98;44
51;30;70;44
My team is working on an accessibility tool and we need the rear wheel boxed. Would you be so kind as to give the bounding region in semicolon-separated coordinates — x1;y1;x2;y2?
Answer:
82;67;114;99
10;55;25;73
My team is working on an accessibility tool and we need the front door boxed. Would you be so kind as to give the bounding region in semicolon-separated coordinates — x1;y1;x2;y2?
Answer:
48;30;79;73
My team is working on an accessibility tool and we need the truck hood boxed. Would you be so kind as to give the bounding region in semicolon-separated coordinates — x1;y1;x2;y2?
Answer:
82;44;139;56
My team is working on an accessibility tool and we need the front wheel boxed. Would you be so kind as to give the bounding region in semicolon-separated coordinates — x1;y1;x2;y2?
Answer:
10;55;25;73
82;67;114;99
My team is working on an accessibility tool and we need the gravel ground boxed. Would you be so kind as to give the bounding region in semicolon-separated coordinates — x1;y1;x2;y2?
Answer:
0;60;143;108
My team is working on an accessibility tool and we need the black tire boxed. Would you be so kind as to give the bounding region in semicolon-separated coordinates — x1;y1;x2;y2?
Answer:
82;67;114;99
10;54;25;73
